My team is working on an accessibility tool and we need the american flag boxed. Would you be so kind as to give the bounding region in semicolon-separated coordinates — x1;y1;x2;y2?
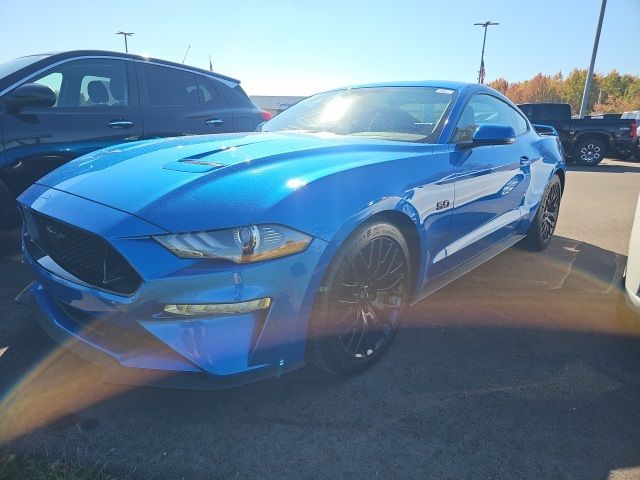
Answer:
479;59;486;84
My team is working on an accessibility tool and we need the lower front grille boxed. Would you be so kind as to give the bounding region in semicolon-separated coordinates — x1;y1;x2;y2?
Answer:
23;209;142;295
57;302;160;354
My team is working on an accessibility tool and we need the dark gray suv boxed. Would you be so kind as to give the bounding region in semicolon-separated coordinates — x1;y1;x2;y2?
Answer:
0;50;270;229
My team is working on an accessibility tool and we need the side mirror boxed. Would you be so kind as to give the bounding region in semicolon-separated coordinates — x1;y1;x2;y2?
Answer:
532;124;559;137
471;124;516;145
4;83;56;112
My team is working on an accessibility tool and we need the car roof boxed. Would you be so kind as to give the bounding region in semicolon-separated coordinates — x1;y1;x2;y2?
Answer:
21;50;240;85
336;80;473;91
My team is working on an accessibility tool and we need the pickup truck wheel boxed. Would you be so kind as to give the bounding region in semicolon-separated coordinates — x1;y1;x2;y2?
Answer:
573;139;605;166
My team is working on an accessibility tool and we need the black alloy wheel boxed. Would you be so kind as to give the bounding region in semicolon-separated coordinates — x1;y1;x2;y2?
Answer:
306;222;412;374
541;180;561;242
524;175;563;251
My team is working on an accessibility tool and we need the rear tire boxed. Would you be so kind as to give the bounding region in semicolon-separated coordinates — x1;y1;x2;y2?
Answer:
633;145;640;162
573;138;605;166
616;150;632;161
306;221;412;375
524;175;562;251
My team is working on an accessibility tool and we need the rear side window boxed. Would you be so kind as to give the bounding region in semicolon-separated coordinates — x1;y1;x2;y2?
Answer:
142;64;199;106
234;84;249;99
196;75;229;108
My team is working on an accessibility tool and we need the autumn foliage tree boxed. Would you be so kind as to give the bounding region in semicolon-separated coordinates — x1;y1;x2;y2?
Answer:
489;70;640;115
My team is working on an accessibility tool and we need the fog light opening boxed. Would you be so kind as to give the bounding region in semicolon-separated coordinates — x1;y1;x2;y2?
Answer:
163;298;271;316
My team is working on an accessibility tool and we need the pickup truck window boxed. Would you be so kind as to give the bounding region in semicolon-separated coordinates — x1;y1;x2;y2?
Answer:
526;103;571;122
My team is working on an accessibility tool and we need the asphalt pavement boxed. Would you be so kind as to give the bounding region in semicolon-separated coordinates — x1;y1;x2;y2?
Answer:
0;158;639;479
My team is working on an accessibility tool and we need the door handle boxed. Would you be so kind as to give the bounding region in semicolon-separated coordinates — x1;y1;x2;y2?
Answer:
108;120;133;129
204;118;223;127
520;156;532;166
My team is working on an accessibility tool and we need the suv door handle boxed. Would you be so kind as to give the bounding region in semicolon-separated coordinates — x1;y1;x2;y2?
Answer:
204;118;223;126
520;156;532;166
108;120;133;129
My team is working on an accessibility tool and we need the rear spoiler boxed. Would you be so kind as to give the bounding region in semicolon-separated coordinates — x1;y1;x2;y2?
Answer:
533;124;559;137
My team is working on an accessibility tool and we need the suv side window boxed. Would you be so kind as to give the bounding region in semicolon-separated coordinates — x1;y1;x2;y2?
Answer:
196;75;229;108
452;94;515;142
27;59;129;108
142;64;199;106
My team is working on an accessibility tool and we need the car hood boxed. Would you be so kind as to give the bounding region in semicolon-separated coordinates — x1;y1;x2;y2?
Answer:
34;132;434;233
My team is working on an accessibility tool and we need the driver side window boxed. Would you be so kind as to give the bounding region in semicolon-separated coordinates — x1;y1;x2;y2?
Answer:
452;94;516;142
26;59;129;108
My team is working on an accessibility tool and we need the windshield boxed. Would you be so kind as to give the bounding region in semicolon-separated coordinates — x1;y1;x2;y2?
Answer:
0;54;50;80
261;86;455;142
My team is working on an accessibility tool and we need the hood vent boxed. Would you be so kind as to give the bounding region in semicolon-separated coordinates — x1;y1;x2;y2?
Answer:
161;142;258;173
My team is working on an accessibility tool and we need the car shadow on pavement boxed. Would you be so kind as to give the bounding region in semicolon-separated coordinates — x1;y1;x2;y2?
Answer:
567;159;640;174
1;234;639;479
0;228;21;261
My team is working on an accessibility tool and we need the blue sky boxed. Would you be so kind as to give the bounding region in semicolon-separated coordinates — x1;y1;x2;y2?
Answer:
1;0;638;96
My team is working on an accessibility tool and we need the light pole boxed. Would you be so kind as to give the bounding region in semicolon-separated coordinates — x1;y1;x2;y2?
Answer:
578;0;607;118
116;31;134;53
474;21;499;84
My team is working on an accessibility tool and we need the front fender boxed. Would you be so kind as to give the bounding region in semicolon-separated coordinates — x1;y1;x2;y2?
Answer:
261;170;433;304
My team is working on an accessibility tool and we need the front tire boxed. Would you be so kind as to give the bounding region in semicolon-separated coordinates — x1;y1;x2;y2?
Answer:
573;138;605;166
524;175;562;251
306;221;412;375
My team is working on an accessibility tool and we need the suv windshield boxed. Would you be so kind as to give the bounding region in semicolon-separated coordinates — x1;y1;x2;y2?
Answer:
0;54;50;80
261;86;455;143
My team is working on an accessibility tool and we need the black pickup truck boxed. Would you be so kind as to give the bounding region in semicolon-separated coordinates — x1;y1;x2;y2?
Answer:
518;103;637;166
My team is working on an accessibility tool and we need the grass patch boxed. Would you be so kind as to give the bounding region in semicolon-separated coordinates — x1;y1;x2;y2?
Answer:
0;453;116;480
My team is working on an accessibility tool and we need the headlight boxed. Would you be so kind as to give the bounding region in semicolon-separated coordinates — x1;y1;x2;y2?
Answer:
153;224;312;263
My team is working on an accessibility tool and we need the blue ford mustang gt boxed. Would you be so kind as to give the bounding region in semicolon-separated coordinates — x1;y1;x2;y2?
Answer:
17;81;565;387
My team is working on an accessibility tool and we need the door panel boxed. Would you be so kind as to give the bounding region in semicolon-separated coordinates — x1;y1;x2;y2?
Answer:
0;58;142;197
136;63;234;137
436;94;534;273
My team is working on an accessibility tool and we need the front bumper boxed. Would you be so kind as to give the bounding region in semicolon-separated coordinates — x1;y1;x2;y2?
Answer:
18;184;329;386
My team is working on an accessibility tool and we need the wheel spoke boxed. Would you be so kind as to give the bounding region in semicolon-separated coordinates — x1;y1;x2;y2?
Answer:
378;272;407;292
375;249;399;283
351;318;367;355
339;308;360;337
328;233;409;359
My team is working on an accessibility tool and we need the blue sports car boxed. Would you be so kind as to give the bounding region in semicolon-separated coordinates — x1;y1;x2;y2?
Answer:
17;81;565;387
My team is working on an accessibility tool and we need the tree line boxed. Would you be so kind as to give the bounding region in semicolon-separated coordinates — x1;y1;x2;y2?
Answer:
489;69;640;115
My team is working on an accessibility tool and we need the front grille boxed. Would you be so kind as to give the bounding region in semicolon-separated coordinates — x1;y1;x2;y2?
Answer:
57;302;160;354
24;209;142;295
